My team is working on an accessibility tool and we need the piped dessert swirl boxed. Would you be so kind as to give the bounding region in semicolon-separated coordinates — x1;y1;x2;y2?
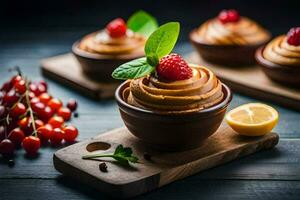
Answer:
194;17;270;45
263;35;300;66
79;30;146;56
122;65;224;114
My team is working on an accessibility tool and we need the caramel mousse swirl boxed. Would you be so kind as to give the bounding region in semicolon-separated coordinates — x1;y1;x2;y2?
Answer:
263;35;300;66
122;65;224;114
194;17;270;45
79;30;146;55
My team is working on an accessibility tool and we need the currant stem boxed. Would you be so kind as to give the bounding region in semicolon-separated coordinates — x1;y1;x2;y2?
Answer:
24;78;37;137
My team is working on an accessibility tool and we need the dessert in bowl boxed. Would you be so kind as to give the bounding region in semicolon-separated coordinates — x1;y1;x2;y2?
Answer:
256;27;300;87
73;11;157;82
113;22;232;151
190;9;271;66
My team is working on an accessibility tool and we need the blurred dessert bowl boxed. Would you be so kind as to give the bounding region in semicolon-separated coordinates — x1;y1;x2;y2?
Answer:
256;27;300;87
72;11;158;82
190;9;271;66
113;22;232;151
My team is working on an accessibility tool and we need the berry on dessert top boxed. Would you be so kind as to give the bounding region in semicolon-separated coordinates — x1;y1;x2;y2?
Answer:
218;9;240;24
156;54;192;81
112;22;192;81
287;27;300;46
105;11;158;38
106;18;127;38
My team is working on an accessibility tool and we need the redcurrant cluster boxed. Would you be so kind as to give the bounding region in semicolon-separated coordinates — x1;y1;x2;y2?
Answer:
0;70;79;163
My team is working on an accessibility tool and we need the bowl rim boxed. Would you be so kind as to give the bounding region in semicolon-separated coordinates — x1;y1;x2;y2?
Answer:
115;80;232;116
72;40;145;61
189;28;271;48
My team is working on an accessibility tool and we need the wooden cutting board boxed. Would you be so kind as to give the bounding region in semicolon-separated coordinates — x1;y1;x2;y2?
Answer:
53;123;279;199
40;54;119;99
185;52;300;111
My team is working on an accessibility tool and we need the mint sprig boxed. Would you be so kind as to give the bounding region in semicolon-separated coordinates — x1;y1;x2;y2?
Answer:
82;145;139;166
127;10;158;37
112;22;180;80
144;22;180;65
112;57;155;80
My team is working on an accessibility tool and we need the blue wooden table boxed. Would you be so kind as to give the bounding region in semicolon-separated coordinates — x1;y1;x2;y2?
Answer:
1;26;300;200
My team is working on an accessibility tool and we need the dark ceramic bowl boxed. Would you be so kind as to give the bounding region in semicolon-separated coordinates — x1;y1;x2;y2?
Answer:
189;29;269;66
115;81;232;152
255;47;300;88
72;41;144;82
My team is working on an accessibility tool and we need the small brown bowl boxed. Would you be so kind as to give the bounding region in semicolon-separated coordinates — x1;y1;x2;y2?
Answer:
189;29;268;66
115;81;232;152
255;47;300;88
72;41;144;82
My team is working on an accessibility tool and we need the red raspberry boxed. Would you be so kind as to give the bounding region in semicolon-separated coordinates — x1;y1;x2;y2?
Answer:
106;18;127;38
218;9;240;24
287;27;300;46
156;54;193;81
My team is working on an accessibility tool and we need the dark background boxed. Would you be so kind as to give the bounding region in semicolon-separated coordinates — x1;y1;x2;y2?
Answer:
1;0;299;43
1;1;300;200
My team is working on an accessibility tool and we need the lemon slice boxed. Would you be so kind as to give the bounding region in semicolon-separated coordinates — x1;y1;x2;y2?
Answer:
226;103;279;136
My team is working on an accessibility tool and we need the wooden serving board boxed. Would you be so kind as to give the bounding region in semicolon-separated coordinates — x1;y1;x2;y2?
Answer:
40;54;119;99
53;124;279;199
186;52;300;111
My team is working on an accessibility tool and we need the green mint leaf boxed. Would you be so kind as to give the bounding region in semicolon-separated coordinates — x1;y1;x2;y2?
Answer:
82;144;139;167
144;22;180;60
114;145;132;157
112;57;155;80
127;10;158;37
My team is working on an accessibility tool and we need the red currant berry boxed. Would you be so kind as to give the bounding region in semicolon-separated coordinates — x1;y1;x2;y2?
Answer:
22;136;40;155
10;102;27;118
39;106;54;122
38;93;52;104
0;126;5;142
57;107;71;121
287;27;300;46
29;83;40;96
1;81;12;92
3;89;19;106
63;125;78;143
10;75;22;85
37;84;46;95
67;99;77;112
50;128;64;146
39;80;48;91
32;102;46;116
8;128;25;146
47;98;62;112
18;117;30;130
28;92;35;99
48;116;64;128
218;9;240;24
14;79;26;94
37;124;53;142
30;97;40;105
106;18;127;38
0;139;15;156
35;119;45;129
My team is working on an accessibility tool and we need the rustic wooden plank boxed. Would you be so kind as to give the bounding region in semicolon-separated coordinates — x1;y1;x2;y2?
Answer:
53;126;279;198
2;138;300;180
1;179;300;200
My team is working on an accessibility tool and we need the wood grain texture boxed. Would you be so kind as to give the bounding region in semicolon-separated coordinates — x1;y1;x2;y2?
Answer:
54;124;279;198
2;179;300;200
41;54;120;99
185;52;300;111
